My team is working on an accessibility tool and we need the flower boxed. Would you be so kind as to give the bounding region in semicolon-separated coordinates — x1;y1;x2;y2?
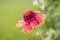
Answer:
16;10;46;33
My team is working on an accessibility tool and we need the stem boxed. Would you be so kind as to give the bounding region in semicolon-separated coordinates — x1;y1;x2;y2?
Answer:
38;31;44;40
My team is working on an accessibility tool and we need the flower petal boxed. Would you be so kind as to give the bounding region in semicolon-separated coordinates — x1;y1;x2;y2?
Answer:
22;24;32;33
30;20;38;29
16;20;26;28
36;14;46;24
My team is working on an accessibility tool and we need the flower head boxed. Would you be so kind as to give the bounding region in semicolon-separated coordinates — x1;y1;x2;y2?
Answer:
16;10;46;33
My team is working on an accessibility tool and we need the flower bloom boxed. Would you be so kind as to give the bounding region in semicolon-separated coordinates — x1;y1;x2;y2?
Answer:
16;10;46;33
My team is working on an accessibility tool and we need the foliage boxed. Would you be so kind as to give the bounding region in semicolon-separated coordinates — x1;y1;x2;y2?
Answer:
33;0;60;40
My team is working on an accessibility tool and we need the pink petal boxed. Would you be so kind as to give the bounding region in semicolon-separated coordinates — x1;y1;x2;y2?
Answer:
16;20;26;28
36;14;46;24
22;24;32;33
30;20;38;29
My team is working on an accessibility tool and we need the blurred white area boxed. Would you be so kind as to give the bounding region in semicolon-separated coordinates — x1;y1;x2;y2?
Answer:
45;28;55;40
33;0;45;10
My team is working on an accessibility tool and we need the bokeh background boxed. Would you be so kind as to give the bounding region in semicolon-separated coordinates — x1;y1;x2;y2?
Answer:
0;0;60;40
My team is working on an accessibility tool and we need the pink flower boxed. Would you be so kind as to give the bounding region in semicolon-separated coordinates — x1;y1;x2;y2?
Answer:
16;10;46;33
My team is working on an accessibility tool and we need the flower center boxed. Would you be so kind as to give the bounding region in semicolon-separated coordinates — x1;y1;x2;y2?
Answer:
23;11;36;23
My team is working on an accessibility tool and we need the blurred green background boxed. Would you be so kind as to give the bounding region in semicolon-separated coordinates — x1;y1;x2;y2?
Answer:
0;0;60;40
0;0;36;40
